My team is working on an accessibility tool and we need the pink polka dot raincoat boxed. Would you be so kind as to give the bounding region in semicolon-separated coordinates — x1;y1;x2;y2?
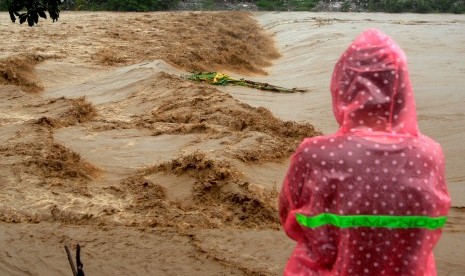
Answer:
279;29;450;275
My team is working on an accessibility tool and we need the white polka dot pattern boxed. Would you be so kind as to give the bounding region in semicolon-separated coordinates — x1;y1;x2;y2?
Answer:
280;29;450;276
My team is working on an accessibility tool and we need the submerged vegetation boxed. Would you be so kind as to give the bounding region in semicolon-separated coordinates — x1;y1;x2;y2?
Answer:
255;0;319;11
358;0;464;13
0;0;463;12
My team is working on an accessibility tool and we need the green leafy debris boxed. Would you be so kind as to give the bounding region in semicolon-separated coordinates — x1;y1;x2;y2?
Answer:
186;72;307;93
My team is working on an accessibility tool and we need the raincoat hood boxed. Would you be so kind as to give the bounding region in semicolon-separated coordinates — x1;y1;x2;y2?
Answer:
330;29;418;136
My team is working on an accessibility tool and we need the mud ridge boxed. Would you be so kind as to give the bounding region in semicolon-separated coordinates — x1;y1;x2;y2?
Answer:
2;12;280;75
132;72;320;163
0;53;53;92
36;97;98;128
141;151;280;229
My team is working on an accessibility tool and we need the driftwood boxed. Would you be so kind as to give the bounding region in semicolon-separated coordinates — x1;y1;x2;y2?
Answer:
65;244;85;276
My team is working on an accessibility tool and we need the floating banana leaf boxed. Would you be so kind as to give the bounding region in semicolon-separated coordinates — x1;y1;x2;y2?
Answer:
186;72;307;93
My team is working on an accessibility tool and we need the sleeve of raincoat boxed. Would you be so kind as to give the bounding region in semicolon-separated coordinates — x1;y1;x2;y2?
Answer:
279;150;306;242
431;138;450;211
279;141;338;270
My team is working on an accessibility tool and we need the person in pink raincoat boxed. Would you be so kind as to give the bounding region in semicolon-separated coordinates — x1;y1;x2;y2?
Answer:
279;29;450;276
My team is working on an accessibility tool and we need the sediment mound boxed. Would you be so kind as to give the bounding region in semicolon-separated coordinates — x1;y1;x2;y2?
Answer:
125;151;281;229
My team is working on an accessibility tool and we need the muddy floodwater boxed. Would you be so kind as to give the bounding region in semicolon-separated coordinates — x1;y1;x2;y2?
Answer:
0;11;464;275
